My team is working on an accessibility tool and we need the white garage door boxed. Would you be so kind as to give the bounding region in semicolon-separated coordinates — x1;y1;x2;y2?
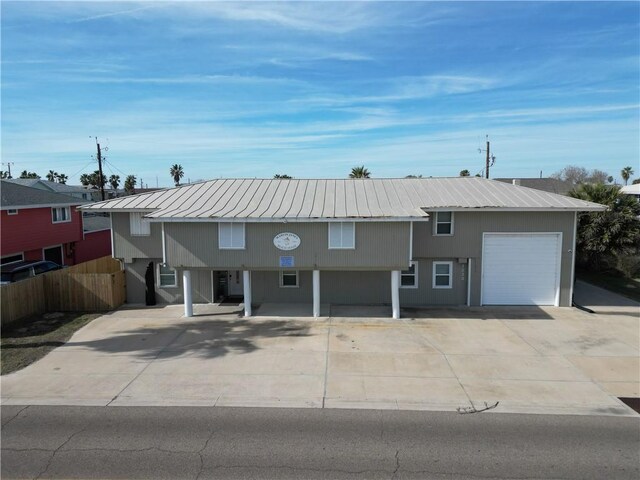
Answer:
482;233;561;306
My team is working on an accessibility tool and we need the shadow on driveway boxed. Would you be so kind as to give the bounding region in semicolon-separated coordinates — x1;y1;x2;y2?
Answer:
63;318;313;361
402;306;555;320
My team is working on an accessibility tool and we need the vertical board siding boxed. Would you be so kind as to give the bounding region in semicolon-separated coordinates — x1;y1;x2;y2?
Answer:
166;221;411;269
412;212;575;306
112;213;163;260
321;271;391;305
251;271;313;304
399;259;467;306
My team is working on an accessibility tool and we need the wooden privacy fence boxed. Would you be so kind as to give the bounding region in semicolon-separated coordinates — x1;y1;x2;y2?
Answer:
1;256;126;327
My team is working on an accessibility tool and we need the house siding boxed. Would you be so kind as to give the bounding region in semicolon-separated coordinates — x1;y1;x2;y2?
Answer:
165;221;411;270
125;259;216;305
413;211;575;306
112;212;163;261
114;211;575;308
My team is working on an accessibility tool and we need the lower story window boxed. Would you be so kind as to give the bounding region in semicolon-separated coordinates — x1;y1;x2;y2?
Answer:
280;270;299;288
400;261;418;288
1;253;23;265
158;264;177;287
433;261;453;289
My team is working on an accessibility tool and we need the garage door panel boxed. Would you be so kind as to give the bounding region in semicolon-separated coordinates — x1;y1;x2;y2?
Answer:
482;234;561;306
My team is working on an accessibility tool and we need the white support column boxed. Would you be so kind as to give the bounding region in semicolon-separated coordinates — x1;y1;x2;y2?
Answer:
243;270;252;317
391;270;400;319
313;270;320;317
183;270;193;317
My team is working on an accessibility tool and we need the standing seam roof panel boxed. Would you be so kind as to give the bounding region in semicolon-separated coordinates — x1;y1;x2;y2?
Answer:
155;182;213;218
215;179;261;218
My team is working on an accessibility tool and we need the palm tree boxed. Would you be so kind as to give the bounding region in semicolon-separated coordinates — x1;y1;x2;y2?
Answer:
459;169;470;177
46;170;58;182
124;175;137;194
349;166;371;178
55;173;68;184
621;166;634;186
79;173;91;186
109;174;120;191
170;164;184;186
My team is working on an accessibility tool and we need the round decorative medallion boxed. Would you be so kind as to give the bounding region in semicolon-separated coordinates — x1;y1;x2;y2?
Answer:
273;232;301;251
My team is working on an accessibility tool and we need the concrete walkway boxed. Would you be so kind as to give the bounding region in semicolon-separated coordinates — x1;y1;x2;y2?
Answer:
2;298;638;416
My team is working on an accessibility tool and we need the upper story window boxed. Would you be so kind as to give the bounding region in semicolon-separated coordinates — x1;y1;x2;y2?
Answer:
130;212;151;236
219;223;245;249
328;222;355;249
7;209;18;215
52;206;71;224
435;211;454;235
400;261;418;288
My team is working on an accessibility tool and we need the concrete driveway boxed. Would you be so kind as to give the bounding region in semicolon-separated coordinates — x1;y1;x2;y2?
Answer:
2;281;638;416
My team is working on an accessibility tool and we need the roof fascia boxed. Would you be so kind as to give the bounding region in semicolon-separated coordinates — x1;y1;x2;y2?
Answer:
146;217;430;223
1;203;84;210
423;206;606;212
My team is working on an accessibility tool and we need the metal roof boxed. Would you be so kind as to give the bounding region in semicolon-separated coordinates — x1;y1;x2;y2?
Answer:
80;177;605;221
494;178;574;196
621;184;640;195
1;181;87;209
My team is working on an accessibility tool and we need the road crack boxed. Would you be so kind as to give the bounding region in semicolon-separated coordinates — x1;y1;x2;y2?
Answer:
391;449;400;479
34;426;87;480
1;405;29;429
195;429;216;480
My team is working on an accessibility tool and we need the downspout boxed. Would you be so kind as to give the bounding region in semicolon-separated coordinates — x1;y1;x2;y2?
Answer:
409;221;413;265
161;222;167;265
467;257;472;307
110;213;115;258
570;211;577;299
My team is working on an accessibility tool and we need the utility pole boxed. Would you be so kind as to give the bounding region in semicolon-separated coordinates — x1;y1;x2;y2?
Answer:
485;138;490;179
95;139;106;201
2;162;14;178
478;135;496;179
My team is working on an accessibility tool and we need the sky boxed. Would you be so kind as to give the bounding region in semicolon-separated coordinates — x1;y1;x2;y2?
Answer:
1;1;639;187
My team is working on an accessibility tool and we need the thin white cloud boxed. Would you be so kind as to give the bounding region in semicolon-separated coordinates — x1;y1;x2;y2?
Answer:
291;74;499;107
68;4;162;23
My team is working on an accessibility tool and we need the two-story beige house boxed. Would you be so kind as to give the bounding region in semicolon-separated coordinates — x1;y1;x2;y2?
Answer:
81;177;604;318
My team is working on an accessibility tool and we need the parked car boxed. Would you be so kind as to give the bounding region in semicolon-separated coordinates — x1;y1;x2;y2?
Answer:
0;261;64;284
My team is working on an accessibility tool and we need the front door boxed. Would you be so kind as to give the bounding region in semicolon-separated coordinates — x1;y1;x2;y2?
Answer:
227;270;244;296
44;245;64;265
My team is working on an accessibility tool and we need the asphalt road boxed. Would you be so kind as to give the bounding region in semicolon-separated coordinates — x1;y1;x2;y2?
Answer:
2;405;639;479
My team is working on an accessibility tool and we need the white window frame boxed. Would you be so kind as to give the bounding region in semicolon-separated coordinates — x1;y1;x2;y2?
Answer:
279;270;299;288
328;222;356;249
434;211;454;236
432;261;453;289
218;222;246;250
157;264;178;288
51;206;71;224
130;212;151;236
1;253;24;265
7;209;18;215
400;261;419;289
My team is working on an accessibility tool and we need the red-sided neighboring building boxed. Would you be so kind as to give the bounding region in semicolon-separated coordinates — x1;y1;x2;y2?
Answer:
1;181;111;266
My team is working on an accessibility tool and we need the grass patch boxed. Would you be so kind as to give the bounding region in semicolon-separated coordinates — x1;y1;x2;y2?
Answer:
577;269;640;302
1;312;101;375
